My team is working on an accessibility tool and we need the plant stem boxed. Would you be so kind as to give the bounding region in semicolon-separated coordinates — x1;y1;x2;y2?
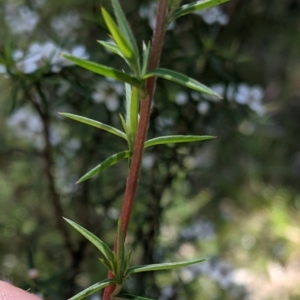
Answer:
103;0;169;299
31;85;74;257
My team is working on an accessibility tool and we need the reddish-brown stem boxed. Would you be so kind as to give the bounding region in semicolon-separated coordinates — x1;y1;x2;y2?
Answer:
103;0;168;299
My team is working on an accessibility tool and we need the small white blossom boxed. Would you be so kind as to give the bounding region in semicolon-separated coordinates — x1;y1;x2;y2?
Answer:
53;45;89;72
142;154;155;170
107;207;119;220
92;80;124;111
5;4;40;34
71;45;87;58
193;82;264;115
7;107;44;148
12;43;88;74
175;91;188;105
7;108;42;134
197;101;210;115
55;45;89;72
51;13;81;37
181;220;215;240
235;84;251;104
210;261;233;289
15;42;60;73
12;50;24;61
195;6;229;26
155;116;174;134
7;107;63;148
159;286;174;300
234;84;265;115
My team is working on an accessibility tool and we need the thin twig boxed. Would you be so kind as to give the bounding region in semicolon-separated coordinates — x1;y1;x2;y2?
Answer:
30;84;74;256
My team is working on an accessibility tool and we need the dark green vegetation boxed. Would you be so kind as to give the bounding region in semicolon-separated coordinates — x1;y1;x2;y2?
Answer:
1;0;300;299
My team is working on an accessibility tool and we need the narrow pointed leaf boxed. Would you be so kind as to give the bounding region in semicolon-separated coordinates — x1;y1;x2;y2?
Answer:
127;258;205;275
77;151;131;183
101;7;133;60
125;83;132;124
145;135;216;148
143;68;221;97
62;53;142;88
141;41;151;76
128;87;139;137
97;40;138;72
111;0;139;58
99;258;113;272
169;0;231;22
119;114;129;137
97;40;124;58
68;278;118;300
64;218;114;262
124;250;132;272
119;114;134;151
59;112;127;141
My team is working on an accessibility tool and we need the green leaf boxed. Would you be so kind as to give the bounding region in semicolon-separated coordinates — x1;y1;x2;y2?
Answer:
97;40;124;58
125;83;132;124
68;278;118;300
64;218;115;263
143;68;221;97
99;258;113;271
141;41;151;77
124;250;132;274
62;53;142;88
127;86;139;139
127;258;205;275
169;0;231;22
59;112;127;141
119;113;134;151
77;150;131;183
145;135;216;148
119;114;130;138
111;0;139;60
101;7;133;60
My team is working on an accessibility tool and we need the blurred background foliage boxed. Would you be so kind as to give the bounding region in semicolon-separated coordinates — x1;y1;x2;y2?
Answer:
0;0;300;299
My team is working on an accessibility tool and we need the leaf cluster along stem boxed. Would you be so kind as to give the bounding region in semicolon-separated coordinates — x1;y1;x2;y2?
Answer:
102;0;169;299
